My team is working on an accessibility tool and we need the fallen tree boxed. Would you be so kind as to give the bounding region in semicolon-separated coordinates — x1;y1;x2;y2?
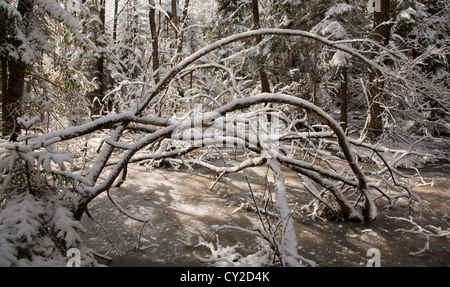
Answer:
0;28;432;266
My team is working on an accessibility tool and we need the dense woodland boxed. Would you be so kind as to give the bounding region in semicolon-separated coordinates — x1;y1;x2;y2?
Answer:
0;0;449;266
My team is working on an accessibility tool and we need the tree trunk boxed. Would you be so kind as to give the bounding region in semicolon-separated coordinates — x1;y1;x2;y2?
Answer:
365;0;391;138
251;0;270;94
176;0;190;58
340;0;350;132
339;66;348;132
89;0;107;117
5;59;26;141
312;41;318;105
149;0;160;83
3;0;33;141
1;59;7;136
158;0;162;35
171;0;178;36
372;0;391;46
113;0;119;43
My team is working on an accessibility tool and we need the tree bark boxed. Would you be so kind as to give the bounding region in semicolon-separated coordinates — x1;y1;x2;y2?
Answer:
176;0;190;58
312;41;318;105
89;0;107;117
251;0;270;94
5;59;26;141
372;0;391;46
171;0;178;36
1;59;7;136
149;0;160;83
366;0;391;138
339;66;348;132
113;0;119;43
3;0;33;140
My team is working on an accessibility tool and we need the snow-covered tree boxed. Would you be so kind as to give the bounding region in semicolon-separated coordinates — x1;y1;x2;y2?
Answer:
0;0;448;267
0;116;97;266
0;0;92;138
389;0;450;136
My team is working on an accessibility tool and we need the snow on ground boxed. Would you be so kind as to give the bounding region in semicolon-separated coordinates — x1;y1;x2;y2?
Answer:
80;151;450;267
81;161;266;266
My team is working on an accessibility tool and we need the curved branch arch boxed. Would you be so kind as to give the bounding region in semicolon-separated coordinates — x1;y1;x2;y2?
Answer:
75;93;376;221
77;29;387;192
20;29;388;221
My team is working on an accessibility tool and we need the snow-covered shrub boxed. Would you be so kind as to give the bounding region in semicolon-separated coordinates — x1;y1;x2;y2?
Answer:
0;192;95;267
0;118;96;266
